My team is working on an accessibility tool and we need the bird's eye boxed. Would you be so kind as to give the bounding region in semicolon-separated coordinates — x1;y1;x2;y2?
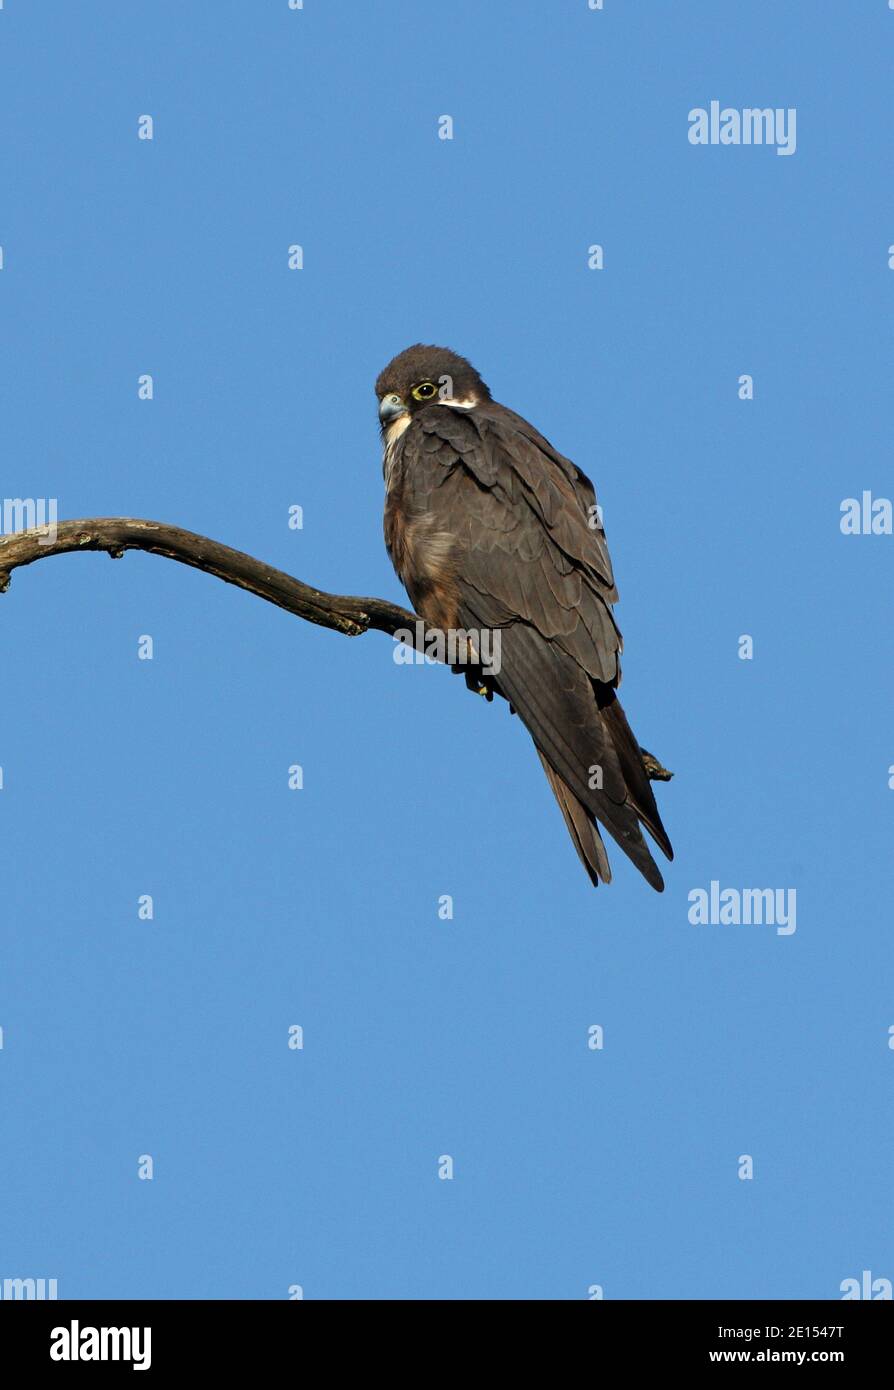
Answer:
411;381;437;401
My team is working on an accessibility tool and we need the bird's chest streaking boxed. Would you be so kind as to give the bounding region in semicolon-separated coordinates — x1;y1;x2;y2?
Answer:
382;417;461;631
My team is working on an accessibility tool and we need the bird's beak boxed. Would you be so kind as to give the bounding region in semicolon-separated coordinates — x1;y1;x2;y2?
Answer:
378;393;408;425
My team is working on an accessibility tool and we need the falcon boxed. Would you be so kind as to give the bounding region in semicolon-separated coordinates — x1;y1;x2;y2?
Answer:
376;344;673;890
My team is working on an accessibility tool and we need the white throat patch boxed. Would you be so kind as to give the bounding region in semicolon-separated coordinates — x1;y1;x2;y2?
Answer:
384;413;412;446
382;412;412;488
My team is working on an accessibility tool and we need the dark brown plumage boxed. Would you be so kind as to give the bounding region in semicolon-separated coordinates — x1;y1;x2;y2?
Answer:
377;344;672;890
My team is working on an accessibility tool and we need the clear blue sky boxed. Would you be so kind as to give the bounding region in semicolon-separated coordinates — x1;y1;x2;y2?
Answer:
1;1;891;1300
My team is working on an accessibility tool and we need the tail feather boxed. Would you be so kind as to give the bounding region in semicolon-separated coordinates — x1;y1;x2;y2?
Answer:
458;611;672;890
537;751;612;887
599;692;674;863
490;623;669;889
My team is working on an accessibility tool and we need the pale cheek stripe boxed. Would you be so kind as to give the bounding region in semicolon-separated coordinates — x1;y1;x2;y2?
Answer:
385;415;412;444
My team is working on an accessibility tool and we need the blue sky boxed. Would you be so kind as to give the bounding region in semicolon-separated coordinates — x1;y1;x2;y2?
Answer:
0;0;891;1299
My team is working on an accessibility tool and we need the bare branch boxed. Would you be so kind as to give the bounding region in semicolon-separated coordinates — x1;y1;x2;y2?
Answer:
0;517;672;780
0;517;417;639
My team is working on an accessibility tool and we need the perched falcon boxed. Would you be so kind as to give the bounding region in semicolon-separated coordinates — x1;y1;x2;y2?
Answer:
376;344;673;890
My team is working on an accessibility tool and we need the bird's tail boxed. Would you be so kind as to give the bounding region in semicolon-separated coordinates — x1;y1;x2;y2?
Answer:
482;620;672;890
536;751;612;887
597;690;674;865
532;680;673;891
536;698;672;891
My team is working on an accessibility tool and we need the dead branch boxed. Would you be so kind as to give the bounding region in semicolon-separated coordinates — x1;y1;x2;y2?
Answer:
0;517;672;780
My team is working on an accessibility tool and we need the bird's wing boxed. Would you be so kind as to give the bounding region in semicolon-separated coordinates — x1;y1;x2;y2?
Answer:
399;401;672;888
410;401;622;681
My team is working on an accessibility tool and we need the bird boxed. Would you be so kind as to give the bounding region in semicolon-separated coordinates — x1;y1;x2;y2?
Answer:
376;344;672;890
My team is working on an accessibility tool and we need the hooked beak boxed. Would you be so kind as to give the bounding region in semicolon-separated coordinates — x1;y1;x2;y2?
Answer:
378;393;408;426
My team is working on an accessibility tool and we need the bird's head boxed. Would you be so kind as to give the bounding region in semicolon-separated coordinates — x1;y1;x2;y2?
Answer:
375;344;490;433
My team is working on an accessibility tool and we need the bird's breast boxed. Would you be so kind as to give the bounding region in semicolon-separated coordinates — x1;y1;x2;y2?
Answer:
383;436;461;631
